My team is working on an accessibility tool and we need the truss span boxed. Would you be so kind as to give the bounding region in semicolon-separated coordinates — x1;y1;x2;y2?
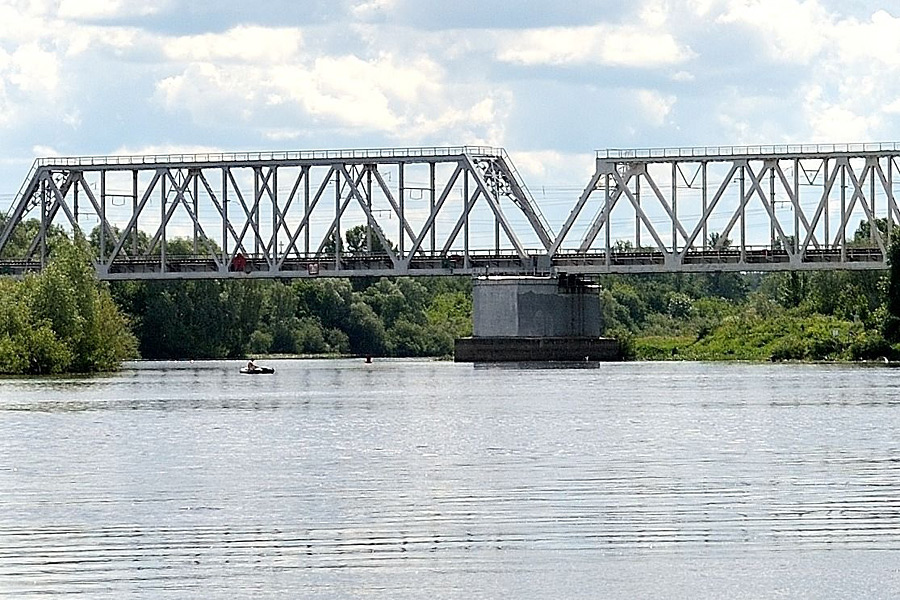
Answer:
0;143;894;279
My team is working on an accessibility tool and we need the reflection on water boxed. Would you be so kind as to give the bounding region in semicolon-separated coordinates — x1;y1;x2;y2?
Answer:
1;360;900;599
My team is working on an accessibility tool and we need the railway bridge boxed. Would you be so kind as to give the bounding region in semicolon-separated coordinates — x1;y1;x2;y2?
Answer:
0;143;895;280
1;143;896;360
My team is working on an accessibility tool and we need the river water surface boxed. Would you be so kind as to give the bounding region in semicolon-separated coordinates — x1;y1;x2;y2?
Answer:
1;359;899;598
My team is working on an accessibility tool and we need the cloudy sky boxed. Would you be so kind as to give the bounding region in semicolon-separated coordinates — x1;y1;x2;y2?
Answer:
2;0;900;209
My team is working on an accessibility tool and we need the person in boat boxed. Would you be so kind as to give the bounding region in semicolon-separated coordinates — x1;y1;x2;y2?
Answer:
247;359;256;371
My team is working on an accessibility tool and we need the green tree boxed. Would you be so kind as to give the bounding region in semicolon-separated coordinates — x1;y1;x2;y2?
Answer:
884;237;900;342
345;224;395;255
346;301;387;355
0;236;137;374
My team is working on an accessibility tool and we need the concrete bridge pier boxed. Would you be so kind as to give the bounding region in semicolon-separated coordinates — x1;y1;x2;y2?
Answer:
454;276;621;362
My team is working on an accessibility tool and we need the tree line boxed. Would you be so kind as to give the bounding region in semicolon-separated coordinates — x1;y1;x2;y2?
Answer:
606;222;900;361
110;276;472;360
3;217;900;372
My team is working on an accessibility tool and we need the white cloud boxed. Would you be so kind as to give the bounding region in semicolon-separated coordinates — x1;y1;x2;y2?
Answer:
6;43;59;94
830;9;900;66
164;26;304;63
58;0;169;19
350;0;397;20
716;0;832;63
154;20;507;145
640;0;671;28
511;150;594;182
32;145;59;157
801;84;877;142
496;24;694;68
637;89;676;126
109;143;228;157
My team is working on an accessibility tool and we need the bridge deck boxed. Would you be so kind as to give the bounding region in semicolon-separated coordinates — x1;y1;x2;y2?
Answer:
0;248;885;280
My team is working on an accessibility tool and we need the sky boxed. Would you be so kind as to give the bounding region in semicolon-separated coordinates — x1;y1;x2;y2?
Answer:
2;0;900;215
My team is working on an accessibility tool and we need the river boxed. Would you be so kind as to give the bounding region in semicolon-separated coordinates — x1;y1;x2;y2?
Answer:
1;359;899;598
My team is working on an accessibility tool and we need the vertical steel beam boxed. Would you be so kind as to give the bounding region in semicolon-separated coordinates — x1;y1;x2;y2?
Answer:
493;171;500;254
840;163;847;262
160;171;166;272
793;158;799;254
672;162;677;252
702;162;708;249
463;170;469;270
304;166;310;256
884;156;895;248
334;167;341;270
635;174;641;249
769;167;775;250
399;162;405;258
100;171;106;264
193;172;199;254
132;170;138;255
222;168;228;266
366;166;373;253
272;167;279;265
430;162;436;254
871;160;877;244
604;172;611;266
740;164;746;261
824;158;830;247
40;177;47;268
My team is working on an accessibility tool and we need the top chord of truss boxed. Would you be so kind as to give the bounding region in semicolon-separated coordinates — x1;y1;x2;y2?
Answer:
36;146;506;168
600;141;900;162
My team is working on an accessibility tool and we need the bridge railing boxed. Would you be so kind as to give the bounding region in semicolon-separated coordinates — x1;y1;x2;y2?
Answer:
600;141;900;160
35;146;506;168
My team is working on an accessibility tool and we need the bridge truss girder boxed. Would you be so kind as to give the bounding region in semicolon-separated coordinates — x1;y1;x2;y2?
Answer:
0;144;896;279
550;146;897;272
0;147;554;279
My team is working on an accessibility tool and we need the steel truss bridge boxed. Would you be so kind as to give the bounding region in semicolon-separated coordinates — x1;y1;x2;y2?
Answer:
0;143;897;280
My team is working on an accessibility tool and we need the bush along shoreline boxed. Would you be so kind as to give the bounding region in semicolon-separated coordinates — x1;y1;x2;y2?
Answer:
5;220;900;369
0;237;138;375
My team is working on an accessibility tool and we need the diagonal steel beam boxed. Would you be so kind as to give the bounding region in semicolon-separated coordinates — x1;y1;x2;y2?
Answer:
486;156;553;249
840;160;886;254
800;160;841;254
313;167;368;257
551;167;603;256
441;188;484;256
106;170;163;265
197;170;249;259
371;166;421;254
610;167;669;255
577;167;637;253
643;168;690;245
774;162;820;249
25;171;78;260
338;164;400;267
743;163;795;258
462;155;527;260
678;162;739;257
275;166;336;270
403;162;464;266
73;172;123;263
266;167;305;258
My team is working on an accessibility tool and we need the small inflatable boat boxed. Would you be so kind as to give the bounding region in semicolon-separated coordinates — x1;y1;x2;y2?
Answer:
240;366;275;374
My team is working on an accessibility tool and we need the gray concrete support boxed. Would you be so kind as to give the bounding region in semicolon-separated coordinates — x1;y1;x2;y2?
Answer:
472;276;601;338
457;276;619;362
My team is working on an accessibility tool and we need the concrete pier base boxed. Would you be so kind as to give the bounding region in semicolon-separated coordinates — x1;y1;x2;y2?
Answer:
454;276;620;362
454;336;620;362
